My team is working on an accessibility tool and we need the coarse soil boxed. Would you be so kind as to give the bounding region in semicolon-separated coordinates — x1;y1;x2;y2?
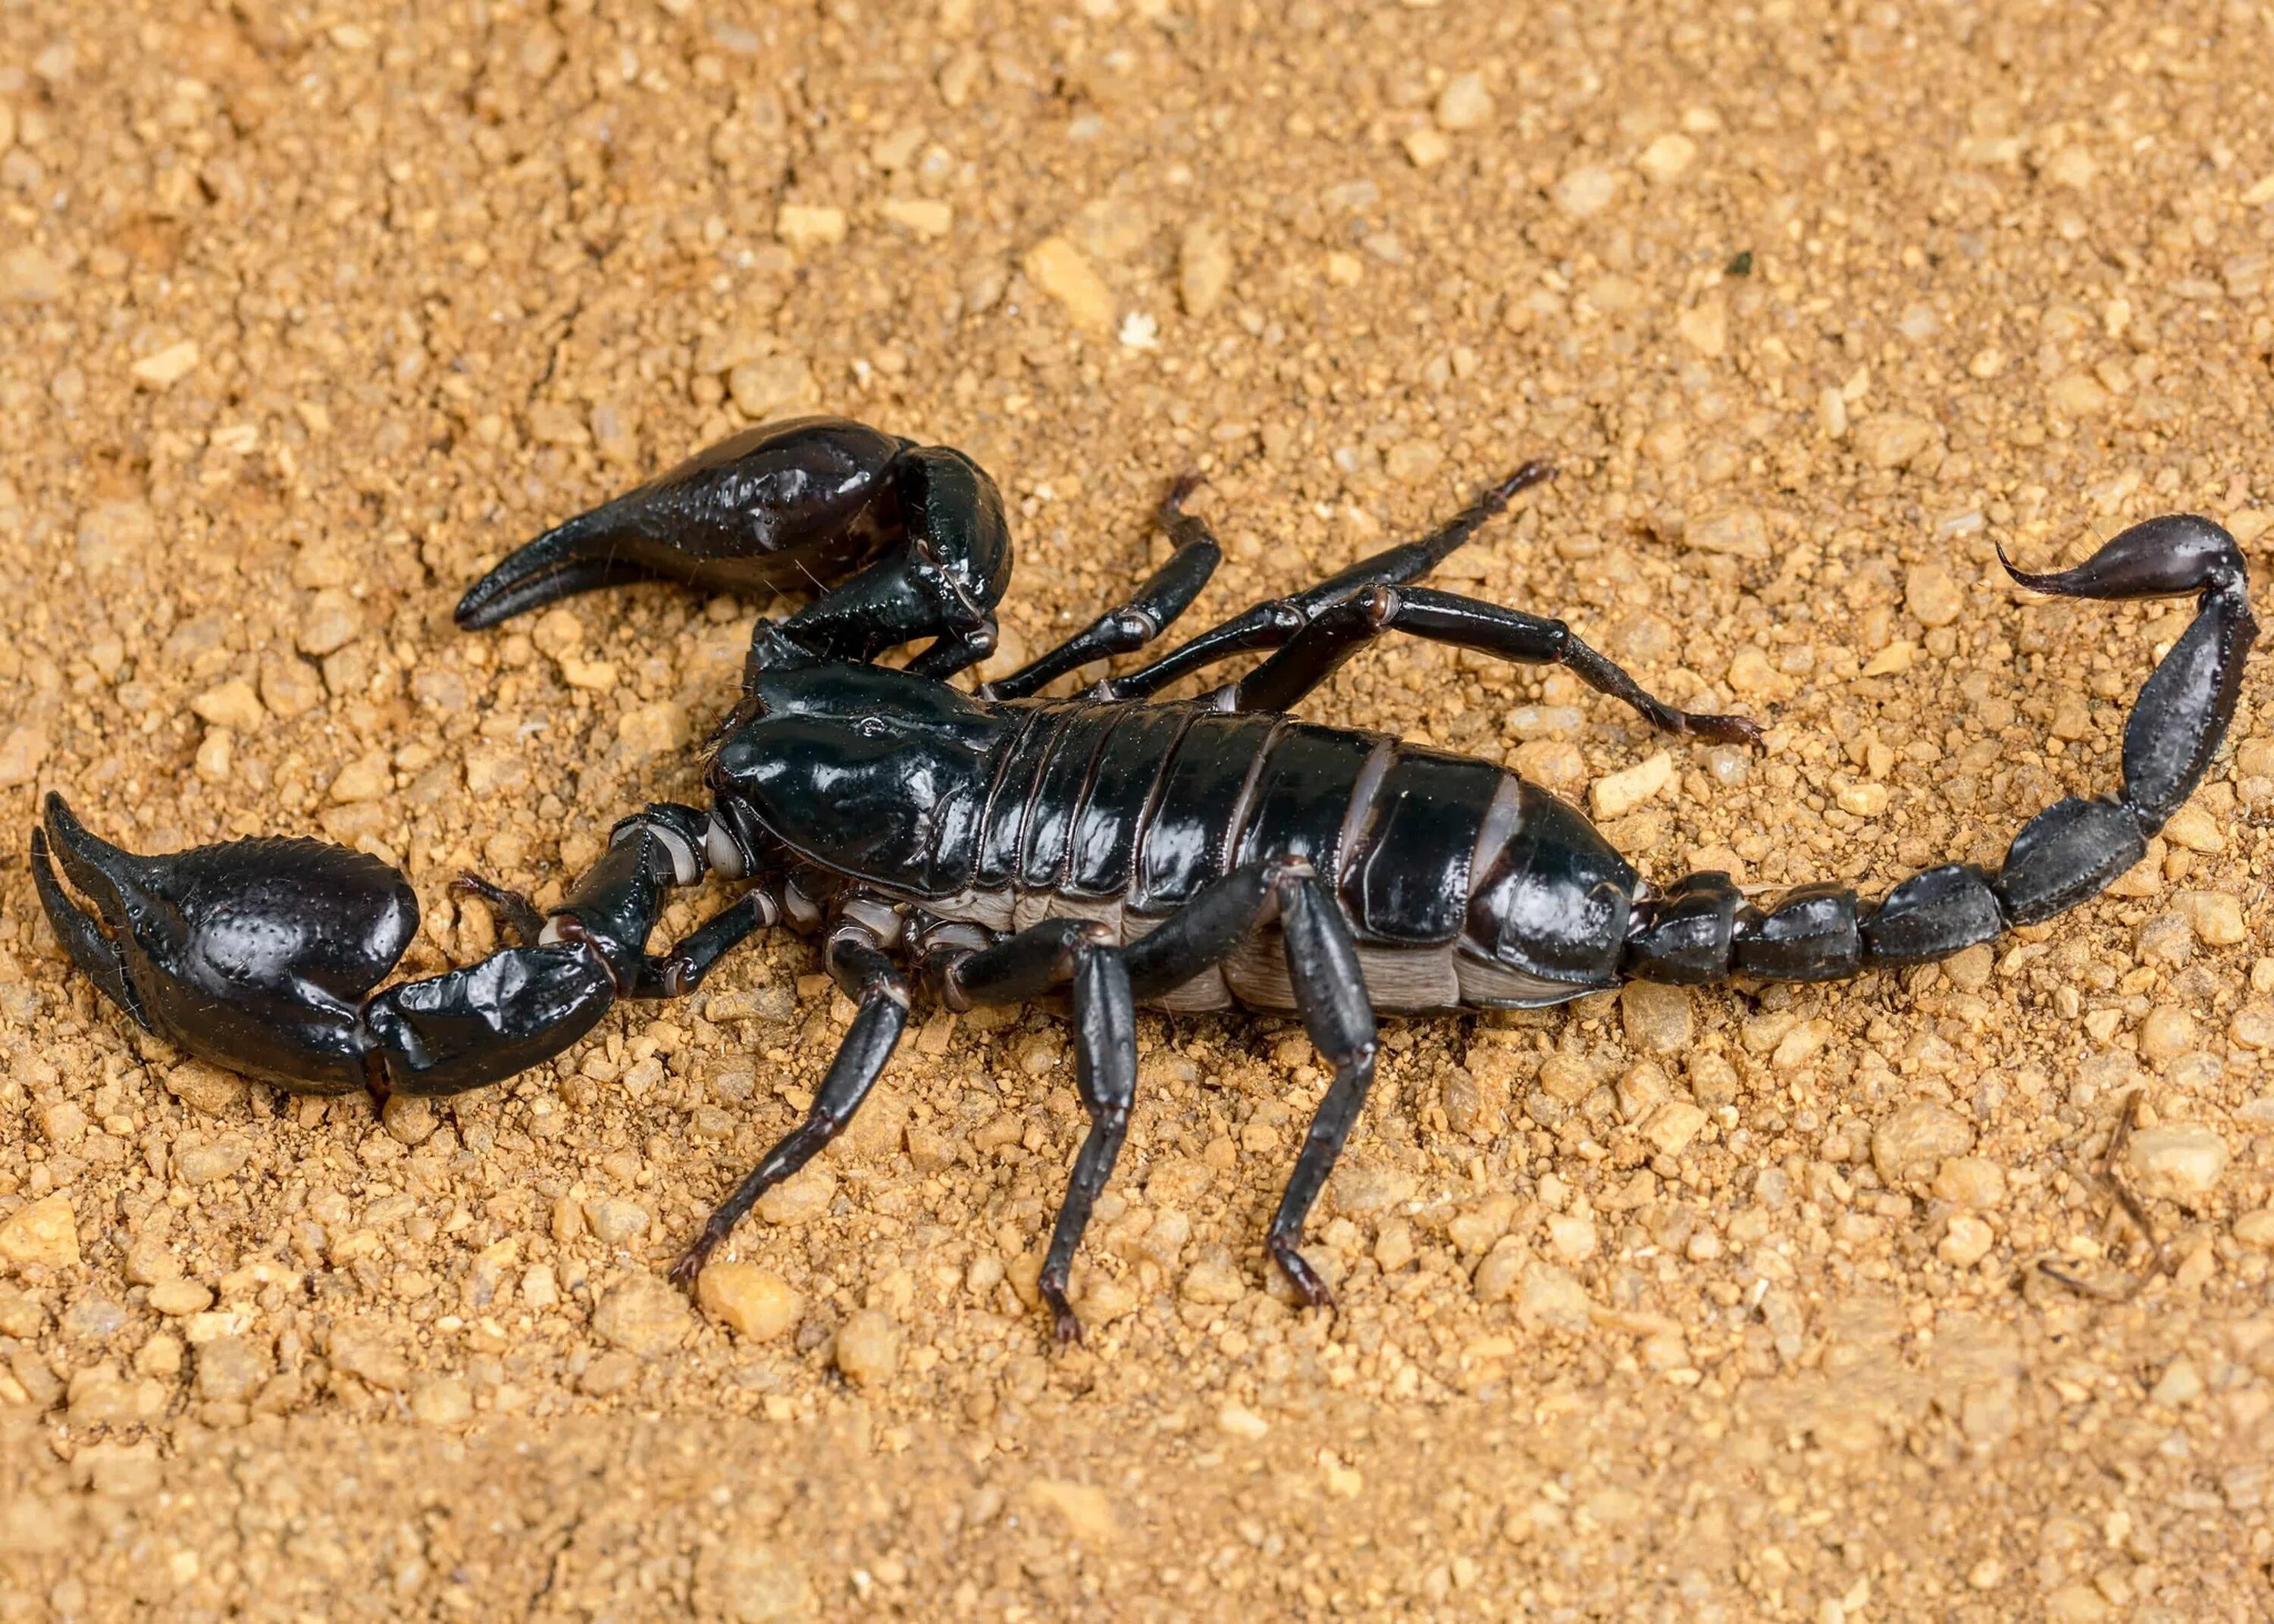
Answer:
2;2;2274;1620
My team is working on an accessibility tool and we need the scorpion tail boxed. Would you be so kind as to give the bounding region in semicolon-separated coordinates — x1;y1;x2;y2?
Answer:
1624;515;2257;985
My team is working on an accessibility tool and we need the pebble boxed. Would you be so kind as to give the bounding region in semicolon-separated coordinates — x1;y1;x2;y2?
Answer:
833;1309;901;1385
177;1139;249;1186
1641;1100;1709;1156
261;656;324;719
1402;127;1450;168
1433;71;1493;131
130;340;200;388
1684;505;1768;559
1835;781;1890;817
2125;1123;2229;1203
1217;1401;1270;1440
879;197;954;239
1373;1219;1416;1272
592;1275;694;1356
329;1320;411;1389
1853;412;1940;471
2173;890;2246;946
0;1194;80;1268
1619;981;1693;1055
1931;1156;2007;1209
728;354;813;421
1546;1213;1598;1263
165;1061;247;1117
584;1197;652;1247
1677;298;1728;357
77;499;153;571
1637;132;1696;183
1180;1250;1247;1304
196;1335;268;1403
2234;1209;2274;1248
1384;440;1442;483
2044;146;2098;189
194;729;232;785
698;1263;801;1341
0;724;49;787
615;700;691;760
1937;1214;1994;1268
1903;562;1964;627
2047;371;2109;416
1591;750;1674;819
1178;219;1233;317
1028;1478;1117;1544
192;680;267;732
2162;803;2224;853
775;204;847;251
1;245;62;303
328;749;390;804
410;1375;474;1427
1323;251;1364;286
1023;236;1116;333
1872;1102;1974;1189
1551;164;1618;217
2137;1005;2197;1065
382;1095;436;1146
298;588;362;657
2232;1003;2274;1050
757;1165;837;1225
1516;1263;1593;1332
149;1280;213;1316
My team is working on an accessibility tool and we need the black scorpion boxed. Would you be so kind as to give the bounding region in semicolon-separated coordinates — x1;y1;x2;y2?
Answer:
31;417;2257;1341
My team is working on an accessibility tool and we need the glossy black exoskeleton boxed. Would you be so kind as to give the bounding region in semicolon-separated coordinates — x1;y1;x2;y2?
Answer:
35;418;2259;1344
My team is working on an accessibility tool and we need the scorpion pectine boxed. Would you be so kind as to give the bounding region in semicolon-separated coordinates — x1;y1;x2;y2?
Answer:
33;416;2257;1341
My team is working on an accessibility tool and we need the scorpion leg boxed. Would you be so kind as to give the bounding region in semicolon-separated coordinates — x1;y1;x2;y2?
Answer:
1223;583;1761;744
672;919;909;1288
1099;462;1555;700
1623;515;2256;985
979;474;1223;701
1264;874;1380;1310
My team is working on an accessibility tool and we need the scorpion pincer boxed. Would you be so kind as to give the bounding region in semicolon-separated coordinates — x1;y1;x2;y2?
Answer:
33;416;2258;1342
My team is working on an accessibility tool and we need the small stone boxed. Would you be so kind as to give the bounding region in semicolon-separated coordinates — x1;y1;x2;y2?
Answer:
728;354;813;421
1771;1018;1831;1072
1684;505;1768;559
1027;1478;1118;1544
1323;251;1364;286
698;1264;801;1341
1641;1100;1709;1157
1931;1156;2007;1209
130;340;200;388
176;1139;249;1186
165;1061;247;1117
192;680;267;732
1023;236;1115;334
1077;1273;1139;1325
1473;1238;1526;1303
1903;562;1963;627
328;1320;411;1388
526;401;589;446
1677;298;1727;357
193;729;233;785
1384;440;1443;483
1552;164;1618;217
0;725;49;788
0;1194;80;1268
1937;1214;1994;1267
1;246;63;304
1546;1213;1597;1263
60;1292;124;1339
2043;146;2098;189
2162;803;2224;853
77;499;155;573
2047;372;2109;416
1402;127;1451;168
149;1280;213;1316
2137;1005;2197;1064
1852;412;1939;471
2233;1209;2274;1249
879;197;954;239
1591;751;1674;819
694;1532;816;1623
1872;1102;1975;1190
616;700;691;759
260;656;324;720
1516;1263;1593;1332
579;1351;640;1396
2149;1355;2203;1407
382;1095;435;1146
1180;1249;1248;1304
2125;1124;2229;1203
328;749;391;804
1373;1219;1416;1272
756;1165;836;1225
298;589;363;657
833;1309;901;1385
2175;890;2247;946
1178;218;1233;318
775;204;847;251
1836;781;1890;817
592;1274;694;1356
197;1335;271;1403
1217;1401;1270;1439
411;1375;474;1427
2044;1585;2107;1624
583;1197;652;1247
1433;71;1493;131
1619;981;1692;1056
1637;132;1697;183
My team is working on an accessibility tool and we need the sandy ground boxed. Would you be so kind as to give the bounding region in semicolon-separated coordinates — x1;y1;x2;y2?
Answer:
2;1;2274;1619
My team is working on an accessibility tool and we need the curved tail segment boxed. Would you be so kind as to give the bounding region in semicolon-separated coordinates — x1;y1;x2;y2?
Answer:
1624;515;2257;985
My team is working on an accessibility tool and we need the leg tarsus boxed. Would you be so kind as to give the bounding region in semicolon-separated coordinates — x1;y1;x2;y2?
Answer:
449;874;547;946
1036;950;1137;1344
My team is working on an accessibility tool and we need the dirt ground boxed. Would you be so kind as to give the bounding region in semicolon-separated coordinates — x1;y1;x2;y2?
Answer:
2;0;2274;1618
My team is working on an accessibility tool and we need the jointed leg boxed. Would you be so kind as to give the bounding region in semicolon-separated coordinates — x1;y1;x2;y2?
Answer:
979;474;1223;701
1101;462;1555;701
1226;583;1761;744
672;922;910;1285
1264;875;1380;1308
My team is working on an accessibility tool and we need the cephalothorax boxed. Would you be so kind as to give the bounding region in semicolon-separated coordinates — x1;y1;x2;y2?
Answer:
35;417;2257;1340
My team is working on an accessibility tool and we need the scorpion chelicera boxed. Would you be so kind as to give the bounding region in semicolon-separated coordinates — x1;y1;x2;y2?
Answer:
30;415;2258;1341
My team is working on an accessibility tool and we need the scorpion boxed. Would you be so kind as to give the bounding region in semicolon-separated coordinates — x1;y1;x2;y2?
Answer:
30;416;2257;1341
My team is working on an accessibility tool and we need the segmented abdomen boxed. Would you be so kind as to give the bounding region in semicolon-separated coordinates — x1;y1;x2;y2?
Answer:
960;701;1637;1014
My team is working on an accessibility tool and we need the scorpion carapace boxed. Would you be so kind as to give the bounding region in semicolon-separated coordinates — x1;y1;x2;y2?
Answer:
33;416;2259;1341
